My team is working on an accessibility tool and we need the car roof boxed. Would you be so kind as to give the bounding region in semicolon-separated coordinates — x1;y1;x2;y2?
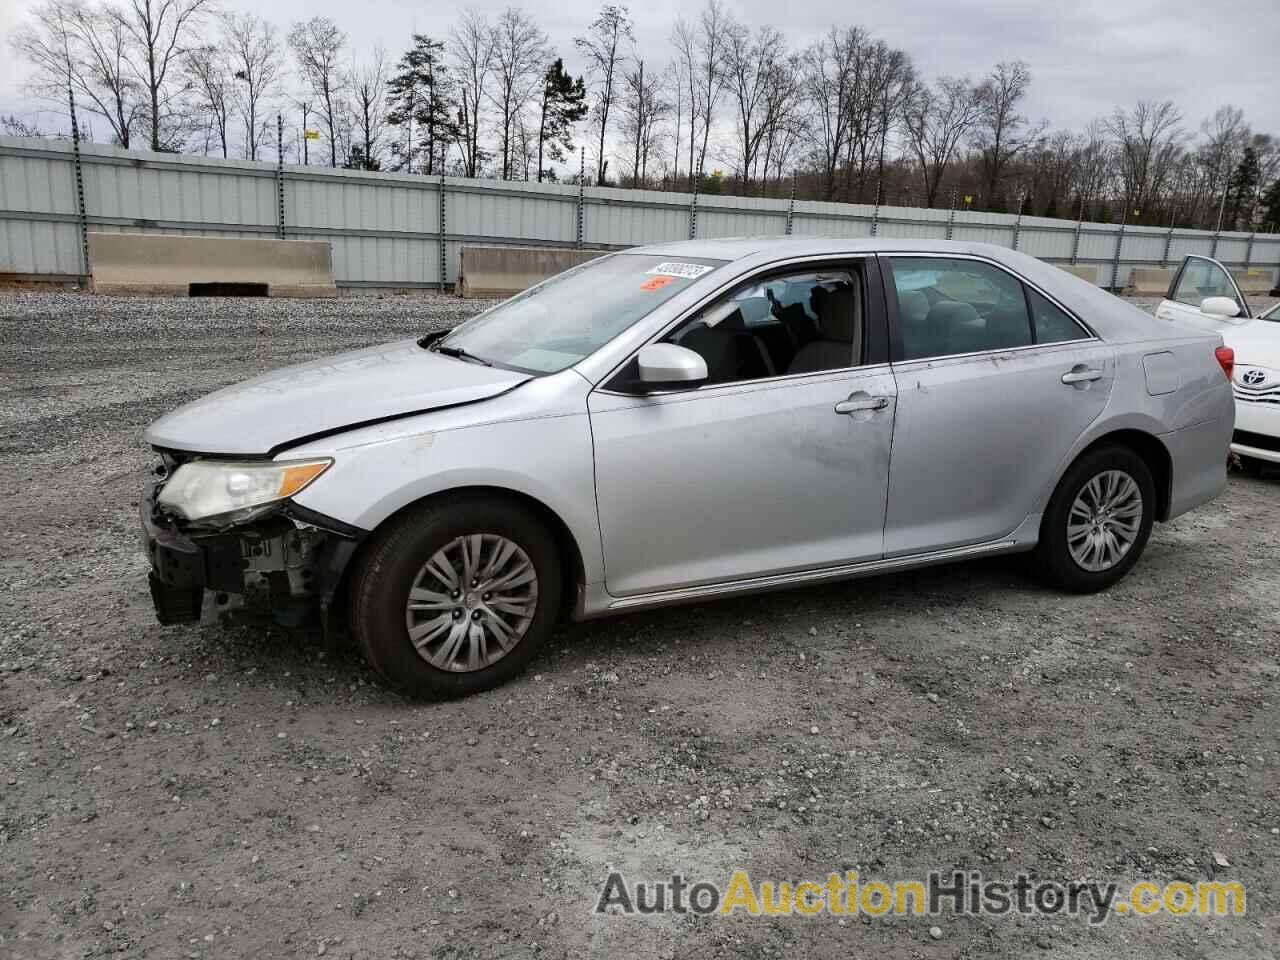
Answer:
627;236;1204;346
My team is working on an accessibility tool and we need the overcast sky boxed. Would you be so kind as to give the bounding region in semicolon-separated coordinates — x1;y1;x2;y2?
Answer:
2;0;1276;144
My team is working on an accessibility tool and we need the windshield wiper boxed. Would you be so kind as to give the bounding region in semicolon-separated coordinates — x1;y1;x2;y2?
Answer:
433;343;493;366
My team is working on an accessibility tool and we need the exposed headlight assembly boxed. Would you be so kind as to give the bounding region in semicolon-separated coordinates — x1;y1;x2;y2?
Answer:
156;458;332;525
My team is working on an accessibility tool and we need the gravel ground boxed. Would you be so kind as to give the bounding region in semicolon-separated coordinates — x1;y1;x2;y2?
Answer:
2;291;1279;959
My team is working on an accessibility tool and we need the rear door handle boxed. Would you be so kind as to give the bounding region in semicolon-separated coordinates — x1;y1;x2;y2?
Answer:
1061;367;1103;384
834;395;890;415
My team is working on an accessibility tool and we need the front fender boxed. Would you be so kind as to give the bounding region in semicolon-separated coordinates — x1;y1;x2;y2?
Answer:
289;412;605;585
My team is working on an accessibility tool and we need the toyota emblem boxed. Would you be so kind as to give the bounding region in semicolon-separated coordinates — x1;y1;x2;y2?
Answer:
1242;368;1266;387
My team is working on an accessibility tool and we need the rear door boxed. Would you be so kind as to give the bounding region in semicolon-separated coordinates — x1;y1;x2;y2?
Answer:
882;255;1114;556
1156;255;1251;332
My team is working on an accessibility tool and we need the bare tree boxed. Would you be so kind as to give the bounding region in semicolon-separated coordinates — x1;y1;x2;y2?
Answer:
450;9;494;178
12;0;144;147
1104;100;1184;220
489;7;549;180
223;12;282;161
288;16;346;167
691;0;729;182
669;19;698;184
184;43;230;156
620;58;668;184
902;75;982;207
869;45;914;191
108;0;215;151
972;61;1045;209
348;46;387;169
575;4;633;185
758;52;807;193
724;21;791;190
801;26;860;200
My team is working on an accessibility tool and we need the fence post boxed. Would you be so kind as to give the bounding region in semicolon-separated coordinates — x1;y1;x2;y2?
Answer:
438;172;447;293
1161;210;1175;267
1011;191;1025;251
1211;185;1226;260
785;173;796;236
1244;232;1255;271
945;188;956;241
66;84;90;284
576;147;585;249
1070;198;1084;265
1110;209;1127;293
688;164;701;240
275;115;286;239
870;178;882;238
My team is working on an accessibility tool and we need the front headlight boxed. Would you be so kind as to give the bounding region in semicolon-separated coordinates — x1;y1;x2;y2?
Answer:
156;458;332;524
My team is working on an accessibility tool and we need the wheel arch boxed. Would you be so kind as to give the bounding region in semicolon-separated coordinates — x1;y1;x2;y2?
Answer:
1067;428;1173;521
338;485;588;622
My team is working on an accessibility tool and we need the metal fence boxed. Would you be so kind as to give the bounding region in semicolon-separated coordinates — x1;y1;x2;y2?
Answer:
2;134;1278;292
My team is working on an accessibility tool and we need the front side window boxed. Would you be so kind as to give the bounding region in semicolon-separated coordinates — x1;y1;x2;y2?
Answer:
661;268;862;384
1172;258;1238;310
438;254;725;373
890;258;1032;361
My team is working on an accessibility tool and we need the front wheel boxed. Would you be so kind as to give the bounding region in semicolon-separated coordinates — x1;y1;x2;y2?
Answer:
1034;445;1155;593
348;495;562;699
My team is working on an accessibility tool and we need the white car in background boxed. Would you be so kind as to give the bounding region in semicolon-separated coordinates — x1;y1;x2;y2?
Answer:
1156;255;1280;472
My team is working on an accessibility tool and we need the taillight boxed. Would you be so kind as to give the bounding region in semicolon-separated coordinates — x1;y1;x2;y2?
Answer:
1215;346;1234;380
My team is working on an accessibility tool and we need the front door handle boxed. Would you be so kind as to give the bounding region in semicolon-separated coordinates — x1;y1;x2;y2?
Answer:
834;395;890;415
1061;367;1103;385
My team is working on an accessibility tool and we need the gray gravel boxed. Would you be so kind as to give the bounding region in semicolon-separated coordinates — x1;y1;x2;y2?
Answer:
2;291;1278;960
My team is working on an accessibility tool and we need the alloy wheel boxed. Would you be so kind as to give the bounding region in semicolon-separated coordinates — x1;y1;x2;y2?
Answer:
404;534;538;672
1066;469;1144;572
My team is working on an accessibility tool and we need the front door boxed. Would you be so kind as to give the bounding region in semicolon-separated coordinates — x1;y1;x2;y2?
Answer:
588;260;896;597
1156;255;1251;332
882;255;1115;556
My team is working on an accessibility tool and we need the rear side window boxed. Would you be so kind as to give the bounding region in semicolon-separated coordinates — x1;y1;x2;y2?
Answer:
1026;288;1088;344
890;258;1032;360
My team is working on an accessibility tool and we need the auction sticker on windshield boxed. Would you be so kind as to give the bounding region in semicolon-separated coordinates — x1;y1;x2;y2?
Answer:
640;275;675;292
647;261;714;280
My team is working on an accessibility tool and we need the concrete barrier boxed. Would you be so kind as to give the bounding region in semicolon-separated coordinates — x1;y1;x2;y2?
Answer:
1055;264;1099;284
1233;268;1277;296
1125;267;1175;296
88;233;337;297
458;245;609;298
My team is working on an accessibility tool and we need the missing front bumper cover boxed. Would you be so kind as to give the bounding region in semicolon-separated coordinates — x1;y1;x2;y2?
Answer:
140;480;364;629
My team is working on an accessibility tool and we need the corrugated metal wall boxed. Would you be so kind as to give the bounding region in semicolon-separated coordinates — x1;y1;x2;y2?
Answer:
3;135;1279;290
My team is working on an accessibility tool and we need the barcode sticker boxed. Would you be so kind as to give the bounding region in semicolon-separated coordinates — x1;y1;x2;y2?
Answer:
646;261;713;280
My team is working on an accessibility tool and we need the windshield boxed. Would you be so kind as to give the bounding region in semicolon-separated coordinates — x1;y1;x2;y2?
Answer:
436;253;726;373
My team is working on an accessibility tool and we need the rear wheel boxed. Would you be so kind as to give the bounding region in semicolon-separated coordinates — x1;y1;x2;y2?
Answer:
1034;445;1155;593
348;495;561;699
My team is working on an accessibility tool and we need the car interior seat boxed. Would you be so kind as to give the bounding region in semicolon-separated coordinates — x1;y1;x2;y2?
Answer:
787;280;860;373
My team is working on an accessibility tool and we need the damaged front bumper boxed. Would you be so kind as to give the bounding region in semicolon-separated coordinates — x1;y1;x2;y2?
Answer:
140;478;365;630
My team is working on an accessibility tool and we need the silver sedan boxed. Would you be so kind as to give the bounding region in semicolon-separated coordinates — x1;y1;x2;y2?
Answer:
141;239;1235;698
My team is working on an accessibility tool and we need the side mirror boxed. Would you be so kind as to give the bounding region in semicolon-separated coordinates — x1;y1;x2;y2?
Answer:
635;343;707;390
1201;296;1241;319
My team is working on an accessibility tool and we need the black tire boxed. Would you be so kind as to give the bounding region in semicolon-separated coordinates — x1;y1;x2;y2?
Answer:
1033;445;1156;593
348;494;562;699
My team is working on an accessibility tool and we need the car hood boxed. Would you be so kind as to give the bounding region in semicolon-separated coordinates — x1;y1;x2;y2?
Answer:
145;339;530;456
1222;318;1280;366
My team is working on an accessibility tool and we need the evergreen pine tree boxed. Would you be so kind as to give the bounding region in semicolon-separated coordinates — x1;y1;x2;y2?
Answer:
1260;178;1280;233
385;35;458;175
1225;147;1261;231
536;59;588;182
